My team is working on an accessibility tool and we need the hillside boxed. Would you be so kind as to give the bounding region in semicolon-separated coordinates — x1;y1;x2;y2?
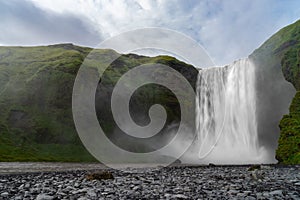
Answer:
250;20;300;164
0;44;198;161
1;20;300;164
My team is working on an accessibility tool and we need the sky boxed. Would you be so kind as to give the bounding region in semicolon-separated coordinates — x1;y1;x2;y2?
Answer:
1;0;300;65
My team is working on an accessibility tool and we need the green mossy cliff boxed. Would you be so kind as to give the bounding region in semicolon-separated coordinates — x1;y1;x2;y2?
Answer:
0;44;198;161
251;20;300;164
275;20;300;164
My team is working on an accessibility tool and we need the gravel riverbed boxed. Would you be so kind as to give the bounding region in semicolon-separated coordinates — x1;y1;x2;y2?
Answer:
0;165;299;199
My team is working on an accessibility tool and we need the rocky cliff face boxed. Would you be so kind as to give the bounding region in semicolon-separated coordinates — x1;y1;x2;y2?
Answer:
250;20;300;164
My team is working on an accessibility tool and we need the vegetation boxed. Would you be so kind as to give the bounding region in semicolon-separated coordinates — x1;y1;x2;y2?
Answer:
0;44;198;161
251;19;300;164
277;91;300;163
275;21;300;164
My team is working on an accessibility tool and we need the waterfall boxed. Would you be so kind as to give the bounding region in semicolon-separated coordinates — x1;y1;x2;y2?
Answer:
194;58;266;164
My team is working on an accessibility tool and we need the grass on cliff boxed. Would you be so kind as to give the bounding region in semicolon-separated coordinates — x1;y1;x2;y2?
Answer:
277;91;300;164
0;44;97;162
270;20;300;164
0;44;198;162
251;19;300;164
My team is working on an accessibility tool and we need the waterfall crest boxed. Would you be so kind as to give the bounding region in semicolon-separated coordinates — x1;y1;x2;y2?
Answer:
194;58;267;164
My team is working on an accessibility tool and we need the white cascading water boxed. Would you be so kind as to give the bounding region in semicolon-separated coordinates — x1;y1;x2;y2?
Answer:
194;58;268;164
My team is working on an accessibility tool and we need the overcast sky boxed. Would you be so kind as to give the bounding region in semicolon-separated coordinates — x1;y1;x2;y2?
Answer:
1;0;300;65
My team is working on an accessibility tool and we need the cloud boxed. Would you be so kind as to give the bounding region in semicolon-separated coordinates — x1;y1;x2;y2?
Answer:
1;0;300;65
195;0;300;65
0;0;101;47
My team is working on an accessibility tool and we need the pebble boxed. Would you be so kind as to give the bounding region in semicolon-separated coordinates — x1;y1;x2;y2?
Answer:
269;190;283;196
36;194;54;200
24;191;30;197
78;197;88;200
1;192;9;197
245;196;256;200
87;190;97;197
15;196;23;200
0;165;298;199
295;182;300;186
171;194;188;199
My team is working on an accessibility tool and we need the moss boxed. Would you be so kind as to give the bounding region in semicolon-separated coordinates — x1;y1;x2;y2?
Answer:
0;43;198;162
276;92;300;164
254;19;300;164
250;19;300;164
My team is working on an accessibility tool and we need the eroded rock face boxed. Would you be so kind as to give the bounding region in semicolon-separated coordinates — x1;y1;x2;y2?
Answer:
249;20;300;163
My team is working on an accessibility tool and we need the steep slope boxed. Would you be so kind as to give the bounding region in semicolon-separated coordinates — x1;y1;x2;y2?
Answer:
0;44;198;161
250;20;300;164
1;20;300;163
0;44;94;161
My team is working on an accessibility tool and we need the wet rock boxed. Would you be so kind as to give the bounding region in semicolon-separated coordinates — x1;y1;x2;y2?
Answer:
208;163;216;167
269;190;283;196
228;189;239;194
15;196;23;200
87;189;97;197
77;197;88;200
250;169;263;180
85;171;114;180
0;165;298;199
171;194;188;199
247;165;261;171
24;191;30;197
1;192;9;197
245;196;256;200
36;194;54;200
295;182;300;186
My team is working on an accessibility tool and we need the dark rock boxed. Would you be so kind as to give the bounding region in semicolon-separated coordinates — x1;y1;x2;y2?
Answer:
269;190;283;196
36;194;54;200
0;192;9;197
247;165;261;171
208;163;216;167
85;170;114;180
0;165;298;199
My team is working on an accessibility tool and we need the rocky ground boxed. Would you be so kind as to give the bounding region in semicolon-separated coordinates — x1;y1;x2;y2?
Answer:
0;165;299;199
